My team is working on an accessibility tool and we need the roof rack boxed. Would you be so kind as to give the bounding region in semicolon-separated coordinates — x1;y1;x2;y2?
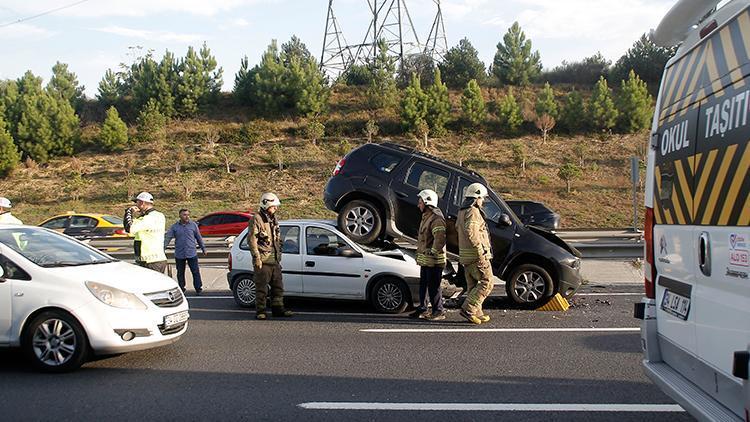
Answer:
379;142;487;181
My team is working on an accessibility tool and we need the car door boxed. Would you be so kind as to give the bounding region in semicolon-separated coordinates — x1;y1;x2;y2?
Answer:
0;252;31;344
197;215;221;236
389;159;451;240
64;216;98;239
302;225;364;298
278;225;303;294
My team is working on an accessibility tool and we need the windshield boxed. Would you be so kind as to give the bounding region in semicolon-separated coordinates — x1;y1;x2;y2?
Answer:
0;227;115;267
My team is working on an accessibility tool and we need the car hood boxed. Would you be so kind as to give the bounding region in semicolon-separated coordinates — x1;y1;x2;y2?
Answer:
526;225;581;258
49;261;178;293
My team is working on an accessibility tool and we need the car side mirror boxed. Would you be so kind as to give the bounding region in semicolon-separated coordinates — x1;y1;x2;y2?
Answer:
339;249;362;258
497;214;512;227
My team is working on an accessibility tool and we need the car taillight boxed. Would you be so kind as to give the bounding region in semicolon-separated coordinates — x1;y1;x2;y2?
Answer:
228;253;232;272
644;207;656;299
114;229;126;235
333;158;345;176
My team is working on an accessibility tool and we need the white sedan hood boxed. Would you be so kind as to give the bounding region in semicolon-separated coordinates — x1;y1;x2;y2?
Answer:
50;261;178;294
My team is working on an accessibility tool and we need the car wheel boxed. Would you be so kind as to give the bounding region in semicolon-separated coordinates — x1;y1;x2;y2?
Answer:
233;275;256;308
22;311;88;373
338;200;382;245
506;264;555;309
371;277;409;314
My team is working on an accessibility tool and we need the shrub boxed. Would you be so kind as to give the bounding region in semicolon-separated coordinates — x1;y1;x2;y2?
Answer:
99;106;128;151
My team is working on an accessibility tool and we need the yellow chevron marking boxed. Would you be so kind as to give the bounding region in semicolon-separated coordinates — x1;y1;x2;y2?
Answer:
654;166;665;224
655;166;675;225
738;11;750;60
705;40;725;98
671;183;687;225
739;194;750;226
675;160;693;222
668;44;709;123
718;145;750;225
665;46;701;119
693;150;715;210
662;56;688;114
702;144;738;225
731;68;746;88
686;154;697;178
719;26;740;72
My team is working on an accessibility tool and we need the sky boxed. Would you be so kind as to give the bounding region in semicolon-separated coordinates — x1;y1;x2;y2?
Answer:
0;0;678;97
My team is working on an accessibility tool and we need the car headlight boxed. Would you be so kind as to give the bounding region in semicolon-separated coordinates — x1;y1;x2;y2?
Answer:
85;281;148;310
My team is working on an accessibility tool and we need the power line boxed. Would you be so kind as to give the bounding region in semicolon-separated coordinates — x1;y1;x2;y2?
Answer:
0;0;91;29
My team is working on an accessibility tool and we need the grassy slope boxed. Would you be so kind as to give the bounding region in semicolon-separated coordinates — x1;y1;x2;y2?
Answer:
2;86;647;228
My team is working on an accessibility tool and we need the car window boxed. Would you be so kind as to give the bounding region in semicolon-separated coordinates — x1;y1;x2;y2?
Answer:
404;162;449;197
0;228;114;267
454;177;504;223
198;215;219;226
370;153;402;173
526;203;547;213
508;203;524;215
281;226;300;254
69;216;97;228
102;215;123;225
41;217;68;229
0;254;31;280
225;215;250;224
305;227;355;256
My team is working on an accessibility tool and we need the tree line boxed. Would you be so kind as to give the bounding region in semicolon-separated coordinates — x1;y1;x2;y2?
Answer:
0;21;674;177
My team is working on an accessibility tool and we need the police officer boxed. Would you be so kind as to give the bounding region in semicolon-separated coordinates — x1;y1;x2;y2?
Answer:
458;183;493;325
0;197;22;225
248;192;292;320
410;189;447;320
126;192;168;273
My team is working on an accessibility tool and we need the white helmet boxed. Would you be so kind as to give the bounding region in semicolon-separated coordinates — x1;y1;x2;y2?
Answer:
417;189;438;207
464;183;488;199
0;197;12;208
134;192;154;203
260;192;281;210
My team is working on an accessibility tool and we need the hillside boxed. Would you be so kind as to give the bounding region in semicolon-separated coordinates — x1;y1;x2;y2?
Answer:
2;86;648;228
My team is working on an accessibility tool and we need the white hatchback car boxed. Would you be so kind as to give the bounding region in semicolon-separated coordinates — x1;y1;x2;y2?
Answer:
228;220;457;313
0;225;189;372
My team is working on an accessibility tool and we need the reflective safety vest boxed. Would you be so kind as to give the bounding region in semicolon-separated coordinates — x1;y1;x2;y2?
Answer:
0;212;23;225
457;205;492;265
129;209;167;263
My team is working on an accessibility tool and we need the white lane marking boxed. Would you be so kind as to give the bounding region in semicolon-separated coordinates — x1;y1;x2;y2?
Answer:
576;293;642;296
186;296;233;299
298;402;683;412
188;308;391;317
360;328;639;333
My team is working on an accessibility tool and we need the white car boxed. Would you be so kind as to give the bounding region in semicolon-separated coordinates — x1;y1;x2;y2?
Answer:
0;225;189;372
228;220;458;313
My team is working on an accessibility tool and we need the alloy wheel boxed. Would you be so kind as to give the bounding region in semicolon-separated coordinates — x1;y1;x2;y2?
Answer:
345;207;374;237
513;271;547;303
32;319;77;367
236;278;257;305
377;282;403;311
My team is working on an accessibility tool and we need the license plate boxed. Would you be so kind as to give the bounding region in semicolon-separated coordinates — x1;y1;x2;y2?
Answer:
660;290;690;320
164;310;189;328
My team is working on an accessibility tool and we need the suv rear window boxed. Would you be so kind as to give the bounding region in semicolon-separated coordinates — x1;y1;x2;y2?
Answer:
405;162;449;197
370;153;401;173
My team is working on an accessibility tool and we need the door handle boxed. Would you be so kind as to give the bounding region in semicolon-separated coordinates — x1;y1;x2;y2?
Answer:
305;261;315;267
699;231;711;277
394;191;408;198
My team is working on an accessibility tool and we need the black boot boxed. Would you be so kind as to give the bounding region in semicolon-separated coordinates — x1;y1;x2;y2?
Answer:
272;307;293;317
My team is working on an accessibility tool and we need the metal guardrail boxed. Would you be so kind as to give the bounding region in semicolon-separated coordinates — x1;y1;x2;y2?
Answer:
88;230;643;262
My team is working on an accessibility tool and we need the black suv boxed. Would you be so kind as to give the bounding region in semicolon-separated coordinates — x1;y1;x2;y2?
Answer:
506;200;560;230
323;142;582;307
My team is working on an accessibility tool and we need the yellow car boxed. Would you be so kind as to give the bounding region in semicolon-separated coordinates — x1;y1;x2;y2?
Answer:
39;212;130;239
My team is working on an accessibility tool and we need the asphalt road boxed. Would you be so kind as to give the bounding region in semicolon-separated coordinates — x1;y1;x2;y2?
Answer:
0;284;693;422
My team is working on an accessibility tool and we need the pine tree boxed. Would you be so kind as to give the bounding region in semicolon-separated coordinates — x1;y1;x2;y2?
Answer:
48;95;80;157
176;46;204;116
251;41;287;113
588;76;619;131
559;89;586;133
366;39;398;113
492;22;542;86
199;42;223;102
616;70;653;133
100;106;128;151
439;38;486;89
401;73;428;134
155;51;177;117
535;82;558;119
426;68;450;136
558;162;582;193
461;79;486;128
137;98;167;144
0;114;20;176
48;62;85;111
97;69;122;107
297;58;330;117
233;56;254;105
497;87;523;133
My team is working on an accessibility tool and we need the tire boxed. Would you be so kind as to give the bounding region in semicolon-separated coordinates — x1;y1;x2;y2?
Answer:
505;264;555;309
371;277;409;314
338;200;382;245
232;275;257;308
22;310;89;373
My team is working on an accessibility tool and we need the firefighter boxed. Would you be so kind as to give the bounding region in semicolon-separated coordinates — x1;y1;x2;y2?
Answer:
410;189;447;320
0;197;22;225
457;183;493;325
248;192;292;320
126;192;168;273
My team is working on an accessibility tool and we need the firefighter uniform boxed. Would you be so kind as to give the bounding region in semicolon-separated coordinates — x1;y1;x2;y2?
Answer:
415;205;447;318
248;207;290;318
458;202;493;323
